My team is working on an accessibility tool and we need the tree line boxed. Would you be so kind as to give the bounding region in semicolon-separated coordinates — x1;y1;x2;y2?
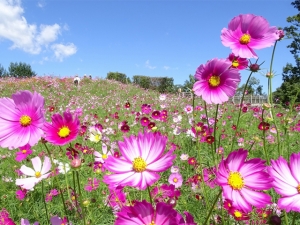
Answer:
0;62;36;78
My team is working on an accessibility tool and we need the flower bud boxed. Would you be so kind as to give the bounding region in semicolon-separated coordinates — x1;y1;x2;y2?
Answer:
70;158;81;168
269;215;281;225
249;63;260;72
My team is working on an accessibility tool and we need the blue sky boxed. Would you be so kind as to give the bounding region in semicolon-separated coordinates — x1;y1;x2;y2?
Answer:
0;0;296;94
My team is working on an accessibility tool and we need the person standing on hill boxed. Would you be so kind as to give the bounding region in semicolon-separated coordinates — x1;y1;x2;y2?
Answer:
74;75;81;87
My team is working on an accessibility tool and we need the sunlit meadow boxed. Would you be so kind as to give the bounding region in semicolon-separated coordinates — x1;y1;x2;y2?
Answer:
1;14;300;225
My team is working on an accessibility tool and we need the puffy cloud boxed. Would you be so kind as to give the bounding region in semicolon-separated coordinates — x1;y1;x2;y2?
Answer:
0;0;76;61
51;43;77;62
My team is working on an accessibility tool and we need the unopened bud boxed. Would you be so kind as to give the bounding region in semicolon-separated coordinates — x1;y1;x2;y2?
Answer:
249;64;260;72
70;158;81;168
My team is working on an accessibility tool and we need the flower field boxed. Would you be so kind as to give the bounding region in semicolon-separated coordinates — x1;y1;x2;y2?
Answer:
1;13;300;225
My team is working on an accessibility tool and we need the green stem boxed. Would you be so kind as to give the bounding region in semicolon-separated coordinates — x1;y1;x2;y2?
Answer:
147;186;153;206
42;180;50;224
291;211;297;225
284;211;289;225
76;170;87;225
203;189;222;225
43;143;69;219
230;71;254;151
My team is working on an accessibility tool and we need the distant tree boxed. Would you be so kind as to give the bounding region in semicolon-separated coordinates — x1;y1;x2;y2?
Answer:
0;64;8;77
235;77;262;95
8;62;36;78
273;0;300;105
182;74;195;92
158;77;175;93
106;72;128;84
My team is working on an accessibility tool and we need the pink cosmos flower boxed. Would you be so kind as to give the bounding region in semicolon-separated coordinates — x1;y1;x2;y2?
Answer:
193;58;241;104
15;144;33;162
168;173;183;188
84;178;100;192
221;14;278;59
16;156;52;190
0;90;45;149
184;105;193;114
114;200;193;225
268;152;300;212
43;111;80;146
151;184;181;204
94;143;113;163
103;132;176;190
16;189;27;200
50;216;71;225
106;186;127;212
216;149;273;213
227;53;248;70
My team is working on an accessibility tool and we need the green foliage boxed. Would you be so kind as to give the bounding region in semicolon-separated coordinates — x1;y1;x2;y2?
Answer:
236;77;264;95
182;74;195;92
133;75;175;93
274;0;300;105
8;62;36;78
0;63;8;77
106;71;129;84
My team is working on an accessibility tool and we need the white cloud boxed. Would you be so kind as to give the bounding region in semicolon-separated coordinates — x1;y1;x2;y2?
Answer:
51;43;77;62
145;60;156;69
37;0;46;8
163;66;170;70
0;0;76;60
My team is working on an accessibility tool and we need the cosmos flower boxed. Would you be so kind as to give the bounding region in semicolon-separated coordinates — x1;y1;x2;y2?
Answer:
168;173;183;188
103;132;176;190
16;156;52;190
15;144;33;162
216;149;273;213
193;58;241;104
227;53;248;70
0;90;45;149
221;14;278;59
268;152;300;212
43;111;80;146
94;143;113;163
88;125;102;143
114;200;194;225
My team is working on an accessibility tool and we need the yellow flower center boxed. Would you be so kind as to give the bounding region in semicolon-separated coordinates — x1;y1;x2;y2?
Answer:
228;171;244;190
94;134;101;142
102;154;108;159
132;157;147;172
297;184;300;193
208;75;220;87
115;197;119;202
58;126;70;138
173;178;178;183
35;171;41;178
20;115;31;126
234;210;242;218
240;34;251;44
22;150;27;154
232;60;239;67
149;221;156;225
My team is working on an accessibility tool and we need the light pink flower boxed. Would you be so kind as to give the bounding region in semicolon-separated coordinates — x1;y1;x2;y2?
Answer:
0;90;45;149
16;156;51;190
268;153;300;212
103;132;176;190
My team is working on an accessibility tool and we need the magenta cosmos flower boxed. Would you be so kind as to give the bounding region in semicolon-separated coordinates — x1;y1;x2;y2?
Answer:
115;200;195;225
268;153;300;212
221;14;278;59
193;58;240;104
43;111;80;146
16;156;51;190
216;149;273;213
103;132;176;190
0;90;45;149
